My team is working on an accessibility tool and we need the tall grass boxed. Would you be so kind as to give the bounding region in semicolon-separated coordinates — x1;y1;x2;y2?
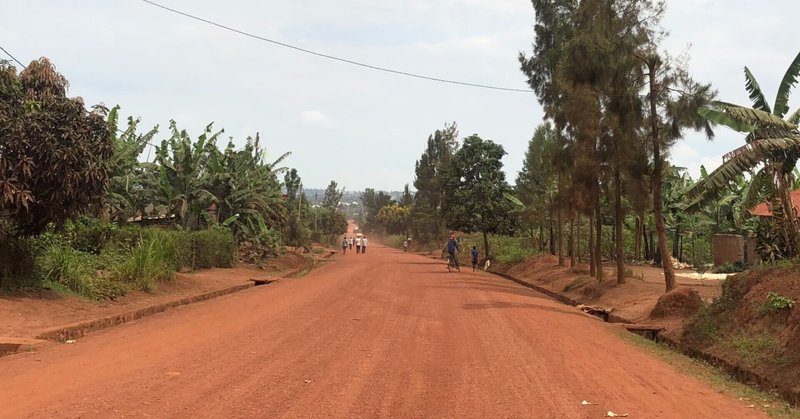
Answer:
38;245;97;297
115;233;175;292
460;233;537;263
383;234;406;249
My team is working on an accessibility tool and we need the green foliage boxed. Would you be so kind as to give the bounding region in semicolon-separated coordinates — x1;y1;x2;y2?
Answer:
376;204;411;235
515;123;558;237
115;233;176;292
37;245;97;298
497;236;534;263
441;135;517;259
283;168;311;248
684;305;723;344
0;58;112;234
65;217;116;254
756;292;795;316
191;228;236;269
712;261;746;274
104;106;159;224
361;188;395;232
726;332;784;368
692;52;800;259
383;234;406;249
0;222;39;288
411;123;458;243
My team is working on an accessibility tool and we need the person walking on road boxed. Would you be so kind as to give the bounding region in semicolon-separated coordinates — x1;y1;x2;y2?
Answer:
446;233;460;271
349;237;354;250
356;236;362;254
342;237;348;255
471;246;479;272
362;237;368;254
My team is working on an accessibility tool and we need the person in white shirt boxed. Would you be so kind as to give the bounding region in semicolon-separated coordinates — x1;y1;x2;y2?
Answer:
362;237;368;254
348;237;354;250
355;236;362;254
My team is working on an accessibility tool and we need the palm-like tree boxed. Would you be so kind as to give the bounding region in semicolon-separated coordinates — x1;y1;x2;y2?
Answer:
690;52;800;255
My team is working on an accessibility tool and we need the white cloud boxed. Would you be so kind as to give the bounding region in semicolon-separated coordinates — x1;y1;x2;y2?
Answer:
1;0;796;190
299;110;332;128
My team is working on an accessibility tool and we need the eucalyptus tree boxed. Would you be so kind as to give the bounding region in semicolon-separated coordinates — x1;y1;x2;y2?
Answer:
690;52;800;257
411;123;458;243
519;0;578;266
516;122;558;253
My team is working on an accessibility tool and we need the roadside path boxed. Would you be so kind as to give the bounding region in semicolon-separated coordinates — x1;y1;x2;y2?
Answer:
0;243;763;418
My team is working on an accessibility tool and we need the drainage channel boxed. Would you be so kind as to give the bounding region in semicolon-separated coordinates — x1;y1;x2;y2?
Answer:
490;271;667;342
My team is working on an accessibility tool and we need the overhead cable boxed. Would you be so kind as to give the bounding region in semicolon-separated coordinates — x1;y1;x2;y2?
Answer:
139;0;534;94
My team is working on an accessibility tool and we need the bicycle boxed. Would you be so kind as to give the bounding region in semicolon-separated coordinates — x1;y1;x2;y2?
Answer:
446;252;460;272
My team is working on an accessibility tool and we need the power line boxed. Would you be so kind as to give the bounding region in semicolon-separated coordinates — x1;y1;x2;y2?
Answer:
139;0;534;94
0;44;26;69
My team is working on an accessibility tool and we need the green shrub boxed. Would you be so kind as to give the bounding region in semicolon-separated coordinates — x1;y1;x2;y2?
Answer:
712;261;745;274
38;245;97;298
683;305;722;344
114;233;175;292
489;235;536;263
66;217;115;254
756;292;795;316
383;234;405;249
108;224;145;251
192;228;235;269
727;332;784;367
0;225;40;289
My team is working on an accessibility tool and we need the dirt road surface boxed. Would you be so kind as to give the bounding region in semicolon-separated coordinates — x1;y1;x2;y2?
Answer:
1;243;763;418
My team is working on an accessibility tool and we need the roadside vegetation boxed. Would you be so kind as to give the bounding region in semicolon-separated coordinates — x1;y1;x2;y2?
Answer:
0;58;348;299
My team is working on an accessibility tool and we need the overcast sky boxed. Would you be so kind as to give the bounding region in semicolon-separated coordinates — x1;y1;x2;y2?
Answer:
2;0;798;191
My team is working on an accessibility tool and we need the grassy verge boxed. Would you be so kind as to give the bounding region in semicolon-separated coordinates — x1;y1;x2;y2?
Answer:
616;330;800;418
459;233;538;263
383;234;406;249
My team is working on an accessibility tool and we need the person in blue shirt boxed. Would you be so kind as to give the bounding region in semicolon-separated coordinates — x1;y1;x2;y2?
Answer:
470;246;479;272
446;233;460;271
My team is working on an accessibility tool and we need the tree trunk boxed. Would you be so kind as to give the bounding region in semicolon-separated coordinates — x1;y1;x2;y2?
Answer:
595;200;603;281
672;223;680;262
569;215;576;267
649;60;676;292
776;170;799;257
556;129;565;267
589;212;596;277
615;168;625;284
634;216;642;261
557;198;565;266
483;230;490;262
577;214;582;263
642;221;650;260
549;217;555;255
539;225;544;253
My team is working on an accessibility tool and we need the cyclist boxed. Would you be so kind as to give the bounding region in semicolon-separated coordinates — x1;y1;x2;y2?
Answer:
446;233;460;272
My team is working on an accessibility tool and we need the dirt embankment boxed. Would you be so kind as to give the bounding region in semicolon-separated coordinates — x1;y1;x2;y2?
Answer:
491;254;800;406
682;268;800;404
0;252;312;341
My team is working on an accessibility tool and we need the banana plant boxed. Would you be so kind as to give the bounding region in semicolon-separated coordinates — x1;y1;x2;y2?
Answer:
690;51;800;256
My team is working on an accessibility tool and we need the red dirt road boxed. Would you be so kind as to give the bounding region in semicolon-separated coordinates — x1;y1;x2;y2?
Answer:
1;244;763;418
